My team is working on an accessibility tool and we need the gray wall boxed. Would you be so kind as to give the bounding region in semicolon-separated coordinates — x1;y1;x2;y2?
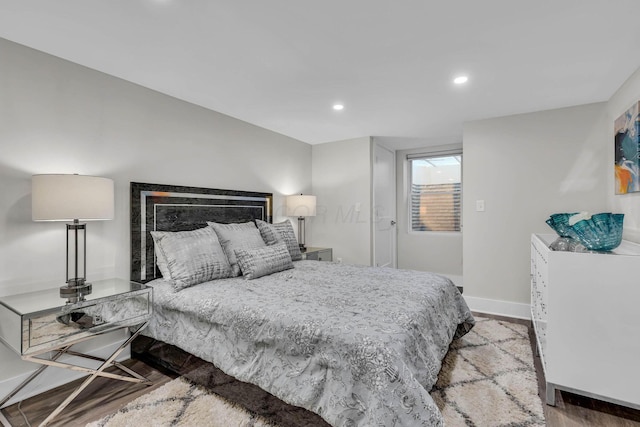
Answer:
607;66;640;241
462;62;640;313
310;137;372;265
463;103;609;306
395;144;463;281
0;38;311;394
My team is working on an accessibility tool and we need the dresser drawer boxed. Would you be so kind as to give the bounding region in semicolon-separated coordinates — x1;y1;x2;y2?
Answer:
18;288;151;355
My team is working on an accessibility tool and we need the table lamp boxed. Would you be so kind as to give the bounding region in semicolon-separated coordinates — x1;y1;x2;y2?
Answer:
32;174;114;298
286;194;316;252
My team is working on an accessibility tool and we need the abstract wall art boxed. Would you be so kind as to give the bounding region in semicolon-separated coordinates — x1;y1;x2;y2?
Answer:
614;101;640;194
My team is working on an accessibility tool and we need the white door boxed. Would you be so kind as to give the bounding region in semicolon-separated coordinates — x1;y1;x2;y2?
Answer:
373;143;397;268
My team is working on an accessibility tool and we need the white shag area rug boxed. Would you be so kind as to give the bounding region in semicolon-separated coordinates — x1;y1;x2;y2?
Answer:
88;317;545;427
431;317;545;426
85;377;272;427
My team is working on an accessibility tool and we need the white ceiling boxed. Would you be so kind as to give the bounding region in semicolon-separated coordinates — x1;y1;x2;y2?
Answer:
1;1;639;148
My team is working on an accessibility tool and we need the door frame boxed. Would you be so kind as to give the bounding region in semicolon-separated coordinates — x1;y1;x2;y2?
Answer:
371;141;397;268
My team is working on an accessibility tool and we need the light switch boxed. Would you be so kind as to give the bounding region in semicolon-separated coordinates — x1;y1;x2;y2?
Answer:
476;200;485;212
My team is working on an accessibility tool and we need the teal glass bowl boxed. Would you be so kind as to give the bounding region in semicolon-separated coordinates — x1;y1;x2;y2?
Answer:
570;213;624;251
545;213;579;239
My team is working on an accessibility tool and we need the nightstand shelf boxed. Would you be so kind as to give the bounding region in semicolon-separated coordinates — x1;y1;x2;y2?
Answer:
0;278;153;426
303;247;332;261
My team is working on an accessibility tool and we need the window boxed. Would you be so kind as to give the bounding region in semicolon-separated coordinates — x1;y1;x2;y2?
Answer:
409;153;462;232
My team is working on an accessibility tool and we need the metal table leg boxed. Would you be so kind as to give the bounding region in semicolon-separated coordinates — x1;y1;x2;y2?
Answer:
0;347;69;408
1;323;151;427
37;322;150;427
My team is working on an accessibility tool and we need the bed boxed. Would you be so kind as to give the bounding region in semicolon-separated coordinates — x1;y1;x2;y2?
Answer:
130;182;474;427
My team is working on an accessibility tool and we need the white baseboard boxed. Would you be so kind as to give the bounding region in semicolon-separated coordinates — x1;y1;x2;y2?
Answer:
438;274;530;320
463;295;531;320
0;339;131;408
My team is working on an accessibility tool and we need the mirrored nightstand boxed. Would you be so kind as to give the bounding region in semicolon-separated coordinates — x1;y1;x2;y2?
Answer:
303;247;333;261
0;278;153;426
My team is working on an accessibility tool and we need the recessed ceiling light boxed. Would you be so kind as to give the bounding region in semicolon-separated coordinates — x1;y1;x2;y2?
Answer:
453;75;469;85
333;104;344;111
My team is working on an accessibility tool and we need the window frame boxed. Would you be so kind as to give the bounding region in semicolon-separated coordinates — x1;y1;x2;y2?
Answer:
407;150;462;234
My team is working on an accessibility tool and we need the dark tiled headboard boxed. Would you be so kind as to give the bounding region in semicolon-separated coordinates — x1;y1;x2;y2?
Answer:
130;182;273;283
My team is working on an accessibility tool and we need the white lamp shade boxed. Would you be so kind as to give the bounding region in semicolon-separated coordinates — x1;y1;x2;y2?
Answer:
286;194;317;217
32;174;115;221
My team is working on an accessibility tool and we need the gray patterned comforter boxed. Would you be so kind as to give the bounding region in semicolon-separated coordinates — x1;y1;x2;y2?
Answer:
143;261;474;426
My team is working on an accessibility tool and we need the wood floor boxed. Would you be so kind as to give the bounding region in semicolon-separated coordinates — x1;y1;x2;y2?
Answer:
0;360;176;427
1;314;639;426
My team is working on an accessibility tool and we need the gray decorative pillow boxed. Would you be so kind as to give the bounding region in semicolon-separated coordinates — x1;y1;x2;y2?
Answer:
235;242;293;280
152;241;171;279
255;219;302;261
208;221;266;276
150;227;232;291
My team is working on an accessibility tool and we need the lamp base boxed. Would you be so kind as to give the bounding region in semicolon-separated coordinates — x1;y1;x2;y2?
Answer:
60;280;92;301
297;217;307;253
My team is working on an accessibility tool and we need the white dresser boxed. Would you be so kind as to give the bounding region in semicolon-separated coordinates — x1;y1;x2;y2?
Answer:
531;233;640;409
